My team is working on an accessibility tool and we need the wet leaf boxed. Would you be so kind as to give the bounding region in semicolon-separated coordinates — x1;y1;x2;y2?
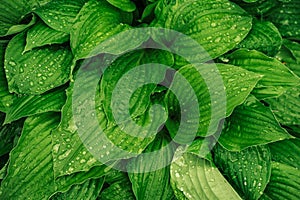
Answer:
106;0;136;12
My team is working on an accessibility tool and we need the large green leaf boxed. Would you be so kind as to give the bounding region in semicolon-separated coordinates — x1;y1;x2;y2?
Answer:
51;178;104;200
99;178;135;200
228;49;300;99
152;0;252;62
0;113;60;200
70;0;142;60
265;0;300;40
265;85;300;126
0;0;42;36
236;19;282;56
127;133;175;200
165;63;260;141
213;144;271;200
4;32;73;95
25;20;69;52
268;138;300;169
262;162;300;200
170;148;242;200
4;86;66;124
34;0;87;33
106;0;136;12
218;95;292;151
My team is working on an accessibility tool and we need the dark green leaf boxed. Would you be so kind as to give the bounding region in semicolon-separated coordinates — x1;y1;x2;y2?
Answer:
218;95;292;151
4;32;73;95
99;178;135;200
228;49;300;99
236;19;282;56
230;0;277;16
25;20;69;52
213;144;271;200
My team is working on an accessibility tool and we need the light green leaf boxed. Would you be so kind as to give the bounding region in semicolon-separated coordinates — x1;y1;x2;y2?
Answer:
25;20;69;52
218;95;292;151
152;0;252;62
4;85;66;124
265;85;300;126
170;148;242;200
276;39;300;77
228;49;300;99
236;19;282;56
0;161;8;180
0;113;60;200
262;162;300;200
106;0;136;12
268;138;300;169
186;138;214;162
34;0;87;33
51;178;104;200
99;178;135;200
165;63;261;141
213;144;271;200
265;0;300;40
4;32;73;95
70;0;139;60
127;134;175;200
0;0;40;36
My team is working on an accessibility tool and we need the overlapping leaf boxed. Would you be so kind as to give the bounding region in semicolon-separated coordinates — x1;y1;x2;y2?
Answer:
213;144;271;200
170;148;242;200
25;20;69;52
152;0;252;62
228;49;300;99
4;32;73;95
218;95;292;151
99;178;135;200
106;0;136;12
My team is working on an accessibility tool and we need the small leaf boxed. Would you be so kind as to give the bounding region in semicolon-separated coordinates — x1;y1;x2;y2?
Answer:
236;19;282;56
99;178;135;200
213;144;271;200
218;95;292;151
34;0;87;33
228;49;300;99
106;0;136;12
4;32;73;95
25;20;69;52
170;148;242;200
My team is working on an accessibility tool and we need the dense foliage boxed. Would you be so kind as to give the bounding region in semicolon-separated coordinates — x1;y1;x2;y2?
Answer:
0;0;299;199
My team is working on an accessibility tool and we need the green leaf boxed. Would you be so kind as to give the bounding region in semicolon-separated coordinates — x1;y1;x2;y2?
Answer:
0;161;8;180
276;39;300;77
170;148;242;200
218;95;292;151
213;144;271;200
70;0;140;60
152;0;252;62
265;85;300;126
0;0;41;36
0;118;23;156
34;0;87;33
4;32;73;95
262;162;300;200
228;49;300;99
165;63;261;141
236;19;282;56
51;178;104;200
265;0;300;40
268;138;300;169
106;0;136;12
4;86;67;124
99;178;135;200
25;20;69;52
0;40;16;113
230;0;277;16
0;112;60;200
127;134;175;200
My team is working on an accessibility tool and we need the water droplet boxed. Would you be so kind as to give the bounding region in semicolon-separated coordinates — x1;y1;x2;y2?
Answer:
9;61;17;66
